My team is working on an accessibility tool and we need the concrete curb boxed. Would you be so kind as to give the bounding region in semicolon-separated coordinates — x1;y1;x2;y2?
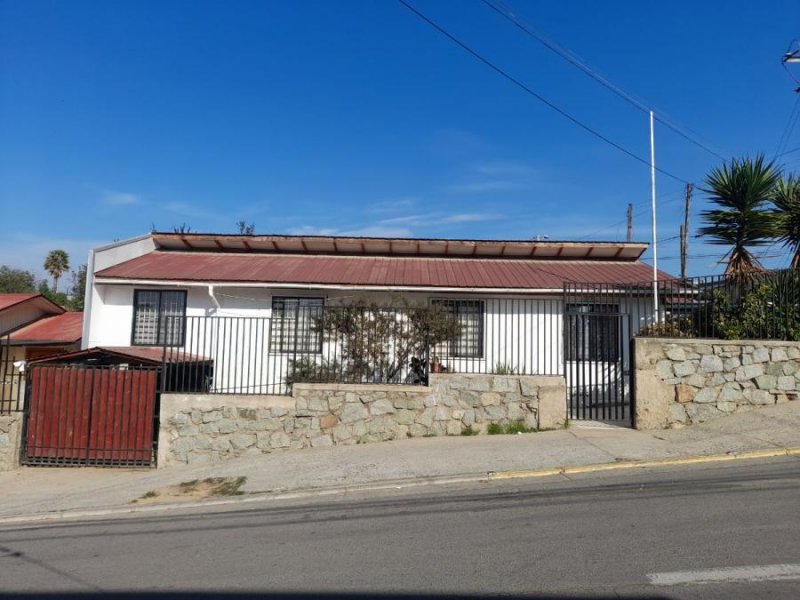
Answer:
487;446;800;481
1;447;798;526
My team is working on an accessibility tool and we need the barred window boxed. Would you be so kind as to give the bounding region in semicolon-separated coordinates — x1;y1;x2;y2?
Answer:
270;297;324;353
432;299;484;358
566;304;619;361
132;290;187;346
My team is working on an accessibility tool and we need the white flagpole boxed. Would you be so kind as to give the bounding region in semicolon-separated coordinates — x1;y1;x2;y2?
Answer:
650;110;659;317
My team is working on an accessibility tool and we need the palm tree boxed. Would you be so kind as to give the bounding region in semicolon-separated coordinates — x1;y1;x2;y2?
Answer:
772;174;800;270
699;155;780;277
43;249;70;293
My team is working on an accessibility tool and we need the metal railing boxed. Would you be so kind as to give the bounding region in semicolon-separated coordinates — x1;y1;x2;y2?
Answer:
161;300;565;395
564;269;800;342
0;336;25;414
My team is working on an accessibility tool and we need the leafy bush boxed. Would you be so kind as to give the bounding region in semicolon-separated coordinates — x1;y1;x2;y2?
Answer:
493;363;517;375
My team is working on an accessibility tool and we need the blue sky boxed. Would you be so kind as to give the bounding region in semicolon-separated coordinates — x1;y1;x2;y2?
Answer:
2;0;799;277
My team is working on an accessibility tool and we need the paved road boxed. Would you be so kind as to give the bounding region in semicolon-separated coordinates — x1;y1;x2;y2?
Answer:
1;457;798;599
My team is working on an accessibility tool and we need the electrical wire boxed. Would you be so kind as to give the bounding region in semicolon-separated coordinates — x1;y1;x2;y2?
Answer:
480;0;729;161
397;0;692;185
774;96;800;159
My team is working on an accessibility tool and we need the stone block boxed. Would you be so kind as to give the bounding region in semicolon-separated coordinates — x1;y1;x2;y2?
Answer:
467;378;492;392
747;389;774;405
416;408;435;428
766;362;785;376
699;355;724;373
310;435;333;448
434;406;451;421
667;403;688;424
675;384;696;404
332;424;352;442
202;410;222;423
772;347;789;362
462;409;476;427
755;374;777;390
506;403;524;421
222;407;238;419
783;362;799;376
787;347;800;359
519;379;540;398
752;347;770;363
217;419;237;434
395;409;416;425
718;386;743;403
693;387;719;404
229;433;256;449
308;397;329;413
169;413;189;426
484;405;506;421
735;364;764;381
723;357;741;371
492;378;519;393
480;392;502;406
656;360;674;379
674;361;697;377
685;403;720;423
685;374;706;388
665;347;686;361
717;401;737;413
269;432;291;448
370;398;396;415
778;376;796;391
446;421;462;436
339;403;369;424
693;344;713;355
408;424;428;437
320;414;338;430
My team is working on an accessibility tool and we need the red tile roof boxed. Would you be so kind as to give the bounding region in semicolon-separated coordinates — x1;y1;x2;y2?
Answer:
96;251;670;291
9;312;83;344
0;293;39;311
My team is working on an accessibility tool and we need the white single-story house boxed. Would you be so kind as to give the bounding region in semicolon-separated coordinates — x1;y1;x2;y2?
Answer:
80;232;667;413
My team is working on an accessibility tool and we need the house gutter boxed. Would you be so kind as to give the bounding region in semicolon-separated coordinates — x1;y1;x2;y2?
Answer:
93;278;566;296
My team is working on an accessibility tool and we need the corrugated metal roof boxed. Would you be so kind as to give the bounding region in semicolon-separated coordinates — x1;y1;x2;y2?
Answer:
8;312;83;344
0;294;39;311
96;251;670;290
31;346;210;365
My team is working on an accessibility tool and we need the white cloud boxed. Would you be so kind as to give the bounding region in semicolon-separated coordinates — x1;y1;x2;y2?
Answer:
473;161;536;176
0;233;108;277
102;191;139;206
442;213;501;224
343;226;414;237
446;180;526;193
366;196;419;214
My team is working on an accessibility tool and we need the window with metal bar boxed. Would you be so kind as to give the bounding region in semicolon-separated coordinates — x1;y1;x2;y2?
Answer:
132;290;187;346
432;299;484;358
270;297;324;353
565;303;619;361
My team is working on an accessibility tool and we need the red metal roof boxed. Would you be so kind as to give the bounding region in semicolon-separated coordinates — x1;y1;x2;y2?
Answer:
31;346;210;365
0;293;64;314
0;293;39;311
8;312;83;344
96;251;671;291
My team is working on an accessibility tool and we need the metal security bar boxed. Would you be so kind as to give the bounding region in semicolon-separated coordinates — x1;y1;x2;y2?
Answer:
162;300;565;395
0;336;25;414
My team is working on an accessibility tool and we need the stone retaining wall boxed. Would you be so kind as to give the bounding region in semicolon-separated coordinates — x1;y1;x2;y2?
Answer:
633;337;800;429
158;373;566;467
0;414;23;471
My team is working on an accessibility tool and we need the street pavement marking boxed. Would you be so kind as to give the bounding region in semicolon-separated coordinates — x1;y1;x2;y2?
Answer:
648;563;800;586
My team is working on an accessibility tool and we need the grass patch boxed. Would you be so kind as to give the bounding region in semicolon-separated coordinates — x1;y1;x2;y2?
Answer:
487;423;504;435
208;476;247;496
460;426;478;436
487;420;539;435
563;418;571;429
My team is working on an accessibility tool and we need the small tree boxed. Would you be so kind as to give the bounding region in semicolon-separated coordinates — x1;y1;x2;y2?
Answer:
772;174;800;269
43;249;70;293
236;220;255;235
290;298;461;385
0;266;37;293
68;265;88;311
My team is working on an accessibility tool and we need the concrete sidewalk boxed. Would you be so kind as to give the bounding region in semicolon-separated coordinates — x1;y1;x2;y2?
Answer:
1;402;798;521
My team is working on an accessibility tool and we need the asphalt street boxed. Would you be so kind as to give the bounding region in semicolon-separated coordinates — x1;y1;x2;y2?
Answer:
0;456;798;599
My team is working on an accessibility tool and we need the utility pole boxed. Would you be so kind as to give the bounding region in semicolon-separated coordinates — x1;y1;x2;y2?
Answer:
679;183;693;280
626;203;633;242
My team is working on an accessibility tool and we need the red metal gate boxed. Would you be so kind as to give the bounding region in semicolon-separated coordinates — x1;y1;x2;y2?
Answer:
21;364;159;467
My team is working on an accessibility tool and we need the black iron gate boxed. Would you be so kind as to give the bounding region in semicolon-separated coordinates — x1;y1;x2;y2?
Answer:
564;283;635;424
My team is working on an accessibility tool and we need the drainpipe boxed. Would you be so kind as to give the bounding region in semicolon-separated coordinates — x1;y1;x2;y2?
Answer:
81;247;96;349
207;285;221;313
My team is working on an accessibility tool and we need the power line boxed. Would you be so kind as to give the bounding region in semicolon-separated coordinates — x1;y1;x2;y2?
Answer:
480;0;729;161
397;0;692;185
774;96;800;159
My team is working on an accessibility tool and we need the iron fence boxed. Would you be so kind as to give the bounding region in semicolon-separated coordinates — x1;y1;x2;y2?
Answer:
161;300;565;395
0;336;25;414
565;269;800;342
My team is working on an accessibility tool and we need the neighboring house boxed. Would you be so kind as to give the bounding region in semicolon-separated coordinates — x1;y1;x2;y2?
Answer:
0;294;83;411
83;232;667;397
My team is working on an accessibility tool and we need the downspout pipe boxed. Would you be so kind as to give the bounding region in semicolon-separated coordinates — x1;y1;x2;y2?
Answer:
208;285;222;313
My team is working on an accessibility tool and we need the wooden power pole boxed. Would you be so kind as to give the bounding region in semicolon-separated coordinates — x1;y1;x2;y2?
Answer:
680;183;693;279
626;203;633;242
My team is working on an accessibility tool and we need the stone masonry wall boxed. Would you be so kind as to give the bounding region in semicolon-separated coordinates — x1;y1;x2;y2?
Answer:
633;337;800;429
158;373;566;467
0;414;23;472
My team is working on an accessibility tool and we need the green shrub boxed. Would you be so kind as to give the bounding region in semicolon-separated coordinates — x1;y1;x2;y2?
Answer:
493;362;517;375
487;423;504;435
460;426;478;436
504;420;537;434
